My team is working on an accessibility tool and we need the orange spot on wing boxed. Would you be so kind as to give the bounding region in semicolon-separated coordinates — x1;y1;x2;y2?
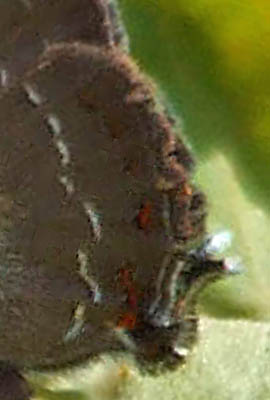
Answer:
117;312;137;330
127;286;138;310
117;268;139;330
137;201;152;232
118;268;131;287
182;183;192;196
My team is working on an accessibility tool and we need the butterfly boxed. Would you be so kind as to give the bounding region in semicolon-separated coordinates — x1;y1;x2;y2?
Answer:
0;1;236;399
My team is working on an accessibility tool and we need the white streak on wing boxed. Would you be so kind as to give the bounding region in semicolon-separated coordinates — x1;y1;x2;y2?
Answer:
155;254;171;296
148;253;171;317
77;249;88;278
77;249;102;305
56;139;70;166
0;69;8;88
63;303;85;342
148;259;184;328
46;114;62;137
93;287;102;304
83;202;102;242
23;83;43;106
58;175;74;195
45;113;75;198
168;260;184;308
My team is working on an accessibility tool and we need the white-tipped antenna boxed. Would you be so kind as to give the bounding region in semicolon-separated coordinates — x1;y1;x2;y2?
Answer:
204;230;233;256
223;256;243;274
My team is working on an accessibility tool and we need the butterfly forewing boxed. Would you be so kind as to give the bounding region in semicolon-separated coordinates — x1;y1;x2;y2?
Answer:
0;0;115;89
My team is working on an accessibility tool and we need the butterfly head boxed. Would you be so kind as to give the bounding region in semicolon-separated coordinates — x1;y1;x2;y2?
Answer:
120;231;241;370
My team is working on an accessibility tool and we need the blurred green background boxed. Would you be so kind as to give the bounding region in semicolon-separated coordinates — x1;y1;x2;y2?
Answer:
118;0;270;321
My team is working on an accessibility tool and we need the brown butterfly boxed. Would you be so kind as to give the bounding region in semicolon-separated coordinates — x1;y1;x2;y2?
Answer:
0;1;235;399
